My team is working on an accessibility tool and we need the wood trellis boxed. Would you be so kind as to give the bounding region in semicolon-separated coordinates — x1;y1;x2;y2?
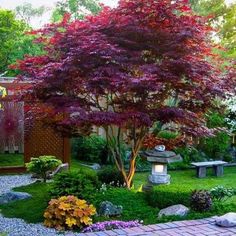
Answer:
0;78;70;173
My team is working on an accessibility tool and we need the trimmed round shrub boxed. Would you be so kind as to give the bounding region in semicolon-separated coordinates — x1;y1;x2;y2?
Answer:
97;166;125;187
145;185;191;209
190;190;212;212
50;171;100;202
26;155;62;182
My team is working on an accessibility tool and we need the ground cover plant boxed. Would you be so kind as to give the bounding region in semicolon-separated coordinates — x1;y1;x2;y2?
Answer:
14;0;235;188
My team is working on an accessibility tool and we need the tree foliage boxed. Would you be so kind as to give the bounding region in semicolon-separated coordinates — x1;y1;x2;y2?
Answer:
0;9;25;75
51;0;102;22
0;9;43;76
15;2;47;26
15;0;236;188
190;0;236;58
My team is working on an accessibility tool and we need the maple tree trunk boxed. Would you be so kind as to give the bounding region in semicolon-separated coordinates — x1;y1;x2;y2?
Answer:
106;126;146;189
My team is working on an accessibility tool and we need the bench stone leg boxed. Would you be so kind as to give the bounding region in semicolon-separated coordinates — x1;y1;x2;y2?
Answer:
213;165;224;177
197;167;206;178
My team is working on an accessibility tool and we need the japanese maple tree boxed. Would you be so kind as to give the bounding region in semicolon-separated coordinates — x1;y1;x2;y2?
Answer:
14;0;235;188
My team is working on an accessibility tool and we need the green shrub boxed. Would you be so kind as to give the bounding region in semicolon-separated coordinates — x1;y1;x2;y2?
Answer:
97;166;125;187
198;112;231;159
26;156;62;182
168;162;190;170
158;130;179;140
145;185;191;209
50;170;100;202
210;186;236;202
72;135;108;164
200;132;230;159
223;153;233;163
175;146;206;164
190;190;212;212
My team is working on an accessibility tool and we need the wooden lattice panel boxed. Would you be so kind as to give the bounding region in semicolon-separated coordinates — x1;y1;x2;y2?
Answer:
24;121;70;163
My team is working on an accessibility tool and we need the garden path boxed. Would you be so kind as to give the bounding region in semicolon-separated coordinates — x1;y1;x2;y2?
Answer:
77;217;236;236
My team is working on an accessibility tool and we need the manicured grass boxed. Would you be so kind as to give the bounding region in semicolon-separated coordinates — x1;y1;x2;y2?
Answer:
0;154;24;167
0;182;51;223
93;188;158;224
134;166;236;193
70;157;95;173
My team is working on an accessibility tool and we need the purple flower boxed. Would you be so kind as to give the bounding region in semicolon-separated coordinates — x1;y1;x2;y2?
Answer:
82;220;142;233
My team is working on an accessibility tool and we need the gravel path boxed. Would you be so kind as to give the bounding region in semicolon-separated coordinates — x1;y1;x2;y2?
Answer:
0;174;78;236
0;174;35;195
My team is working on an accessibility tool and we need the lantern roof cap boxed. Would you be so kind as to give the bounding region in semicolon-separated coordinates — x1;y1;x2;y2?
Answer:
142;150;182;163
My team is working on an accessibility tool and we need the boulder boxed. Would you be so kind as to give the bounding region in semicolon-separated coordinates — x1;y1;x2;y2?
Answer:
98;201;123;217
158;204;189;218
215;213;236;227
0;191;32;204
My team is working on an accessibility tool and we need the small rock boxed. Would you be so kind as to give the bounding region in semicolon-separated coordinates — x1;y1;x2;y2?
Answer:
158;204;189;218
98;201;123;217
215;213;236;227
48;163;69;178
91;163;101;170
0;191;32;204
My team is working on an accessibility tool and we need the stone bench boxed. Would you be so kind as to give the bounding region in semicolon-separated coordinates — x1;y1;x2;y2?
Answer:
191;161;227;178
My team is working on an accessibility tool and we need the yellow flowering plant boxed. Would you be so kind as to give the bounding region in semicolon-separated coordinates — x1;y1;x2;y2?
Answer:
44;195;96;230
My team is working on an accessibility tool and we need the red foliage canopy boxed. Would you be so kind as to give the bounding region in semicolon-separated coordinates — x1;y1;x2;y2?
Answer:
14;0;235;138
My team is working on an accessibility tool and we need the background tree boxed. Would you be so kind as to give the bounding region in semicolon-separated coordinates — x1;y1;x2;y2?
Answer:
14;0;235;188
0;9;43;76
0;9;25;75
15;2;47;26
190;0;236;58
51;0;102;22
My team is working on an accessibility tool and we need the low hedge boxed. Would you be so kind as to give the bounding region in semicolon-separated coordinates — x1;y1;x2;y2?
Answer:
145;185;192;209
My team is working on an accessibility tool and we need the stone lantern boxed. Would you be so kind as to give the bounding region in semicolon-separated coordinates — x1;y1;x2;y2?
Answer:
142;147;182;185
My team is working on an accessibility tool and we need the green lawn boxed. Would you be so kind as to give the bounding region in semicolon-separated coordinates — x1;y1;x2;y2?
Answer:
0;154;24;167
0;182;51;223
134;167;236;192
1;167;236;225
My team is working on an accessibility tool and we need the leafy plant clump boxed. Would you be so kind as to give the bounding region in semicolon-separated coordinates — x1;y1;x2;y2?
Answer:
190;190;212;212
50;170;100;202
82;220;142;233
44;195;96;230
26;156;62;182
210;186;236;202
